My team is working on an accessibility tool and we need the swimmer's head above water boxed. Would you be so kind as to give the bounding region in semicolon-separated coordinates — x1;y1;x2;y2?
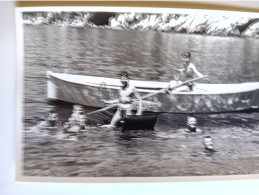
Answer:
73;105;84;113
203;136;214;150
186;116;197;132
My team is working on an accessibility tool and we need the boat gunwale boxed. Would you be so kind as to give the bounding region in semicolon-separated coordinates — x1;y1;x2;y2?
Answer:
48;72;259;95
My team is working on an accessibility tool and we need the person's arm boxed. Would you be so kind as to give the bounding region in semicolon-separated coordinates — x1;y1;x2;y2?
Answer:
133;88;142;116
190;63;203;77
101;99;119;105
101;89;120;105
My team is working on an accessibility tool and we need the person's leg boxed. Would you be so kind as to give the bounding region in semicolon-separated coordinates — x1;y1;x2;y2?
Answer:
110;109;122;127
174;85;191;92
125;108;133;116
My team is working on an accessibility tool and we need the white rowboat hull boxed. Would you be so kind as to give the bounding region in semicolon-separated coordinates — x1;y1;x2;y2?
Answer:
47;71;259;113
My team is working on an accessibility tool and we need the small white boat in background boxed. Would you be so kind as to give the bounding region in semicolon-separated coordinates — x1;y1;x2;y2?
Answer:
47;71;259;113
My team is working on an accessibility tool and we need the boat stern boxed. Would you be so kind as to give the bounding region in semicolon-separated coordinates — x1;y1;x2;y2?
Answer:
46;71;57;99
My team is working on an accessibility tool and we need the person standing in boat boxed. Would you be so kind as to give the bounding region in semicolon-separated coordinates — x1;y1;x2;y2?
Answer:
102;72;143;128
174;51;204;91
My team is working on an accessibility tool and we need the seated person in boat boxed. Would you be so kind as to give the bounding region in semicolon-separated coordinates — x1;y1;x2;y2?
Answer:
102;72;143;128
172;51;204;92
185;116;202;133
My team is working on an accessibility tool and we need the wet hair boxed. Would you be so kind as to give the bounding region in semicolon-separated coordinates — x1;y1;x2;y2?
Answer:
119;71;130;79
182;51;191;58
204;135;212;139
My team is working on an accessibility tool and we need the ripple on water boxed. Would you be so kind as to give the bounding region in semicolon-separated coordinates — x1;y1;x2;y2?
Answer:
22;26;259;177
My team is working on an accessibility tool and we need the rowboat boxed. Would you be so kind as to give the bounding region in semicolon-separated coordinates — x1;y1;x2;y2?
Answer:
46;71;259;113
121;113;158;130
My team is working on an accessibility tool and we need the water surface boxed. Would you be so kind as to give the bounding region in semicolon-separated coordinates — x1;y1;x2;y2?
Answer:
23;26;259;177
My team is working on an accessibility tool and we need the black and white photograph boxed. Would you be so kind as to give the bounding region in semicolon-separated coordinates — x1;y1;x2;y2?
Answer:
16;6;259;181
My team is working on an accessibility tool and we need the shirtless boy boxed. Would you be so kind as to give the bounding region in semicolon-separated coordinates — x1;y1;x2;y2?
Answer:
175;51;204;91
102;72;143;128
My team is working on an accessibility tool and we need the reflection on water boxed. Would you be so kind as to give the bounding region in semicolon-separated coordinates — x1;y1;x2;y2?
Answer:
23;26;259;177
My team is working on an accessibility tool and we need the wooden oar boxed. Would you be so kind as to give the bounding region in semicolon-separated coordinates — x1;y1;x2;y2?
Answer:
85;75;207;116
141;75;207;99
85;103;119;116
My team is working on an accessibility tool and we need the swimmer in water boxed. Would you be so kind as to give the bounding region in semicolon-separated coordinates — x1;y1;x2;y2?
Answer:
47;110;59;127
186;116;202;133
102;72;143;128
203;135;217;153
71;105;83;117
62;105;87;133
58;121;78;141
30;108;58;131
62;121;71;133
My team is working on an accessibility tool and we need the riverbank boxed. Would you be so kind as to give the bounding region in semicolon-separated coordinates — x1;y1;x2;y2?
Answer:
23;11;259;38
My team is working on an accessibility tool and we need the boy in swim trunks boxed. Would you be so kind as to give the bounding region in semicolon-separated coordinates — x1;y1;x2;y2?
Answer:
102;72;143;128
